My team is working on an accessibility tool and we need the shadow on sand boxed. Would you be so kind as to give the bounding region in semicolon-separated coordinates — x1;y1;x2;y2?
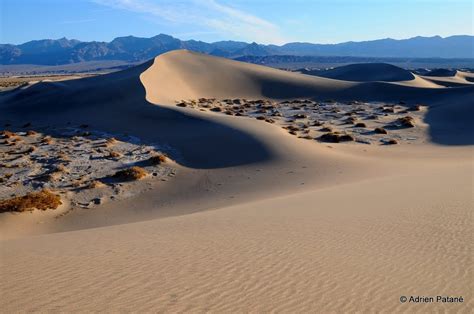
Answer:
0;62;272;169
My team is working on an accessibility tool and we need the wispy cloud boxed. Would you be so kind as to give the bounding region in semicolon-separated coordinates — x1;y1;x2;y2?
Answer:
59;18;97;24
91;0;286;44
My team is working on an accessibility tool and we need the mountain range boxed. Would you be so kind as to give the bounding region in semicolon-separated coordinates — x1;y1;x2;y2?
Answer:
1;34;473;65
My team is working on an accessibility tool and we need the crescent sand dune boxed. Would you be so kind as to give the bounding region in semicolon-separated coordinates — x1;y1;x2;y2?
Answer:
1;50;473;312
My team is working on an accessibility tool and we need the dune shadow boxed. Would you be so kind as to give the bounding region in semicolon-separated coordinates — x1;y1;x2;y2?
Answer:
0;63;272;169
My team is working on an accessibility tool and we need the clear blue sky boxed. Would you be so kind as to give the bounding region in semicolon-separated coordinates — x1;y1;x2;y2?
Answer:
1;0;472;45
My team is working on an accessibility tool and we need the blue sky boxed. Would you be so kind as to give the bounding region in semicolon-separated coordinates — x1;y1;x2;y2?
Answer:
1;0;472;45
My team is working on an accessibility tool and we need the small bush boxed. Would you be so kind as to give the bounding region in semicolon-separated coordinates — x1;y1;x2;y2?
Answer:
319;127;333;132
148;154;167;165
397;116;415;128
1;130;15;139
386;139;399;145
87;180;105;189
108;151;122;159
319;132;354;143
374;127;388;134
256;116;265;120
112;166;147;181
0;189;61;213
210;107;222;112
354;122;367;128
293;113;307;119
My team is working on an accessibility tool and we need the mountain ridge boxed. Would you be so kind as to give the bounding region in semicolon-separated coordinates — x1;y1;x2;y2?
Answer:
1;34;472;65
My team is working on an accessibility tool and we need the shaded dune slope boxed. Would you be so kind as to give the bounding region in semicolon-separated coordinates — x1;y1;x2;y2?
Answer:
303;63;415;82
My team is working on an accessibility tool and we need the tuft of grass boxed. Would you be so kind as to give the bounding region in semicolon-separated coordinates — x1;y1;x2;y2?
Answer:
354;122;367;128
148;154;167;165
319;132;355;143
112;166;147;181
0;189;61;213
1;130;16;139
108;151;122;159
87;180;105;189
397;116;415;128
374;127;388;134
319;126;333;132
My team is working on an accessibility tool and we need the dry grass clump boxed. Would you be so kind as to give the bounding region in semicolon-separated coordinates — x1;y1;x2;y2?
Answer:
397;116;415;128
148;153;167;165
41;136;54;145
344;117;357;124
112;166;147;181
106;137;118;145
374;127;388;134
108;151;122;159
319;132;354;143
319;126;333;132
0;189;61;213
87;180;105;189
1;130;16;139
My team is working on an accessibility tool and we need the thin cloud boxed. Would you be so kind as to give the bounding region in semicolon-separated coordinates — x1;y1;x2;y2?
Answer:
59;18;97;24
92;0;286;44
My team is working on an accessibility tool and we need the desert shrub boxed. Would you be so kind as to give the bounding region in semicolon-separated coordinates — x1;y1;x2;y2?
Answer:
265;118;275;124
397;116;415;128
148;154;167;165
210;107;222;112
386;139;399;145
176;102;187;107
108;151;122;159
382;107;395;113
87;180;105;189
319;132;354;143
293;113;307;119
26;130;37;136
41;136;53;145
0;189;61;213
1;130;15;139
256;116;265;120
374;127;388;134
354;122;367;128
319;127;333;132
344;117;356;124
112;166;147;181
409;105;422;111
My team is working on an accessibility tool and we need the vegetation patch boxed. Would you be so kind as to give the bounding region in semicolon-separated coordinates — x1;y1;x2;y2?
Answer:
0;189;61;213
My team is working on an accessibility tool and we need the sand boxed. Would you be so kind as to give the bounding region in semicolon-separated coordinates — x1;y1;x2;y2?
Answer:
0;50;472;312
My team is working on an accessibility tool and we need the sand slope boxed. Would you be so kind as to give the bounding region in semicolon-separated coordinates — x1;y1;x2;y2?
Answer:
1;50;473;312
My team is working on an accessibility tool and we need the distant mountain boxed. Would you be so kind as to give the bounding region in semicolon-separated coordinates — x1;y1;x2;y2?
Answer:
1;34;472;65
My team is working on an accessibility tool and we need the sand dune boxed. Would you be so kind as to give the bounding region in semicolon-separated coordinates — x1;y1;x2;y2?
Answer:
1;50;473;312
305;62;416;82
